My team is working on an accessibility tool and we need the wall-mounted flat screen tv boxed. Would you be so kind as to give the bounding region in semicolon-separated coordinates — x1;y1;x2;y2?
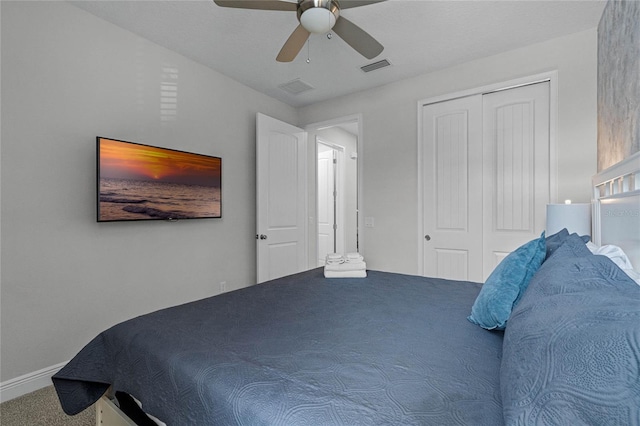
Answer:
97;137;221;222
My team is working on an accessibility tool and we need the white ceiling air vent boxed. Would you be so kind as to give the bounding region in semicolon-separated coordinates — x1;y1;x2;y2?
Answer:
278;78;315;95
360;59;391;73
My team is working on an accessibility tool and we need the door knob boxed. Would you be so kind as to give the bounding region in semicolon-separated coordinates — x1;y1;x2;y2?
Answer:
424;235;431;241
259;234;268;240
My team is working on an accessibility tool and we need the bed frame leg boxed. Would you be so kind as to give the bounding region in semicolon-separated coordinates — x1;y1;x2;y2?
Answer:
95;395;137;426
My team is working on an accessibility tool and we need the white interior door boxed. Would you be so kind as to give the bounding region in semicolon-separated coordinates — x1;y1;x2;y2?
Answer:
421;81;551;282
317;147;335;265
482;82;550;278
256;113;307;283
316;142;346;266
422;95;484;281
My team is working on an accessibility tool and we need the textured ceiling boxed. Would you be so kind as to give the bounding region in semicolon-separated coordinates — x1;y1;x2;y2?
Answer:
70;0;606;107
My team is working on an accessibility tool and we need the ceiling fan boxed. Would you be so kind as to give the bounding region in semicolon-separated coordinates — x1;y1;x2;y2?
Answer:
213;0;386;62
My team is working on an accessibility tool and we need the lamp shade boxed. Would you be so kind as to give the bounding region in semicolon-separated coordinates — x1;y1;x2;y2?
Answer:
546;203;592;237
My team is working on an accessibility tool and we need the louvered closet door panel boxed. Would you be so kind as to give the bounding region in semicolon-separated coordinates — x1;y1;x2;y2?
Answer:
422;95;483;282
482;82;550;279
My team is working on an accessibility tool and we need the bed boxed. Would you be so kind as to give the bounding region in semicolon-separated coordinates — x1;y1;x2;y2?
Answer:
53;154;640;425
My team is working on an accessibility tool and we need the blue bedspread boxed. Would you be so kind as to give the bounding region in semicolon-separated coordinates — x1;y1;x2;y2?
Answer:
53;268;504;425
501;235;640;424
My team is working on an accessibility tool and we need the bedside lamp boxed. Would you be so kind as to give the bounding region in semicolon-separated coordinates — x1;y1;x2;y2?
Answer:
546;200;592;236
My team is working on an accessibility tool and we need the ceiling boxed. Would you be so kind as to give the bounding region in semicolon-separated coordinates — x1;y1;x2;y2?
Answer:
70;0;606;108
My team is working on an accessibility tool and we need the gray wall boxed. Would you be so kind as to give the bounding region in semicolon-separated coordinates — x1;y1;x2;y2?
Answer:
597;0;640;170
299;29;598;274
0;1;297;382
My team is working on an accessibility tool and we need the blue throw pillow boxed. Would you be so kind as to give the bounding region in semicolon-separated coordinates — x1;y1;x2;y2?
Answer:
467;232;546;330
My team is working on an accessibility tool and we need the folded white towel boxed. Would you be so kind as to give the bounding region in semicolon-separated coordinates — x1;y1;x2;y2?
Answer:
324;260;366;272
345;252;364;262
324;269;367;278
325;253;345;265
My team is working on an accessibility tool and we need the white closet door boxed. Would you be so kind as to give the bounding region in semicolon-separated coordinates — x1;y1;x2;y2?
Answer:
421;81;551;282
482;82;550;279
422;95;484;281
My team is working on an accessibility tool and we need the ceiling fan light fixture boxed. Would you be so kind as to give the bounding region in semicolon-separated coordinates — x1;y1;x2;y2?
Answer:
215;0;385;62
300;7;336;33
297;0;340;34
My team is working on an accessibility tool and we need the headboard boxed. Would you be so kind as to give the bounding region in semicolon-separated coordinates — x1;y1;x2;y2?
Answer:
592;152;640;269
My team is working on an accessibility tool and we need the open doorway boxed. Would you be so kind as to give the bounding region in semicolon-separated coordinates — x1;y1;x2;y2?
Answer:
312;119;360;267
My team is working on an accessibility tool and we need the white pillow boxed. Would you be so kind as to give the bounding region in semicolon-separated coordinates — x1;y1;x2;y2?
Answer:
587;242;640;285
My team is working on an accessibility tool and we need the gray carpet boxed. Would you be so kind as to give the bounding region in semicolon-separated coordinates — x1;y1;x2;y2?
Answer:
0;385;95;426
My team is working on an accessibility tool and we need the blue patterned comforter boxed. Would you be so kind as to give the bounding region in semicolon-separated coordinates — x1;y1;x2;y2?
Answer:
53;268;504;425
501;234;640;425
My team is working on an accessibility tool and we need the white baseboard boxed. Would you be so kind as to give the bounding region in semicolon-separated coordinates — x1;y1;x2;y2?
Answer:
0;361;67;403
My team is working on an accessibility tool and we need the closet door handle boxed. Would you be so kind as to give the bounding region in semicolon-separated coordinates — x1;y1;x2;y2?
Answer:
259;234;268;240
424;235;431;241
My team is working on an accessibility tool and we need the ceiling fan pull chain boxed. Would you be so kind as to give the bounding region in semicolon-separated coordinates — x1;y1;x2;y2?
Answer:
306;39;311;63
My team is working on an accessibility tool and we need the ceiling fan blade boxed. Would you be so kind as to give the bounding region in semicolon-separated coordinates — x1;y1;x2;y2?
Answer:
332;16;383;59
213;0;297;11
338;0;386;10
277;25;311;62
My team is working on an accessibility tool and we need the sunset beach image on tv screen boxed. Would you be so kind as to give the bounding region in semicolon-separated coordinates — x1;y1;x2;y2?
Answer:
97;137;221;222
